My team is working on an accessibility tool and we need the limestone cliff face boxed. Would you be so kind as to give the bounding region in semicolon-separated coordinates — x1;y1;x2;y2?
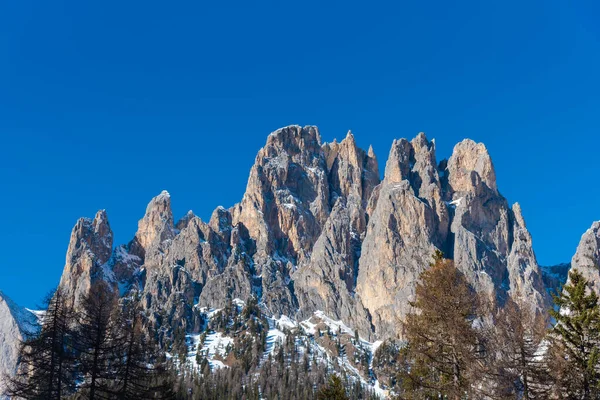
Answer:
293;132;379;337
232;126;330;265
322;131;380;233
567;221;600;293
445;141;548;318
130;190;175;262
445;139;510;302
357;135;550;337
58;210;114;307
54;126;552;340
294;199;374;338
506;203;547;313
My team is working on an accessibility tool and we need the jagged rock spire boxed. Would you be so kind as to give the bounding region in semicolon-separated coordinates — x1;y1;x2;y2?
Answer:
447;139;497;194
506;203;549;311
568;221;600;294
58;209;114;307
130;190;175;260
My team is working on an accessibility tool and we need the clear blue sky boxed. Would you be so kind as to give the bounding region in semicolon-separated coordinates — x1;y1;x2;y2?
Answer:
1;1;599;308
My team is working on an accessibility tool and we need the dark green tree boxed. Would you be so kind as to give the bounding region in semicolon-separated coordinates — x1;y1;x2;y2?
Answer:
316;374;348;400
548;269;600;399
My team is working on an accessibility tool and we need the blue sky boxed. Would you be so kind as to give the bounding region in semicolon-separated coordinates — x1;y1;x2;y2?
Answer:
1;1;599;308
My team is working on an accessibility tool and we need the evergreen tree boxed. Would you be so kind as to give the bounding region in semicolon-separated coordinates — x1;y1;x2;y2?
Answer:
548;269;600;399
317;374;348;400
4;288;76;400
398;254;486;400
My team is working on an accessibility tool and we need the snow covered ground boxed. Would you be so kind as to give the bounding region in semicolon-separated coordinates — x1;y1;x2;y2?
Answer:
181;306;390;397
187;331;234;371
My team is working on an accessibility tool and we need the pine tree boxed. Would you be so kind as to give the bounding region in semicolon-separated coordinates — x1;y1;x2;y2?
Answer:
398;255;487;400
548;269;600;399
75;281;120;400
4;288;76;399
317;374;348;400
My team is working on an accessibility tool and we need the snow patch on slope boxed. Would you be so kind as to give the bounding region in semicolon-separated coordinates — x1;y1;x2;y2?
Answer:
187;331;234;371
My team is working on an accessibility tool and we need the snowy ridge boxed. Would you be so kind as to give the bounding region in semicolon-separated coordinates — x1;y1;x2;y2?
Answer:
0;291;40;336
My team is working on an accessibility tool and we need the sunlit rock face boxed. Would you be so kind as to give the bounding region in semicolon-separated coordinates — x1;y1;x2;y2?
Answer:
566;221;600;293
58;209;114;308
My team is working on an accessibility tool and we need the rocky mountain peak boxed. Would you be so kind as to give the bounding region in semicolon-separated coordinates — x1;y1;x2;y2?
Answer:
568;221;600;293
367;144;376;159
506;202;548;312
69;212;114;266
357;133;448;337
92;210;113;261
327;130;380;206
131;190;175;259
344;129;356;143
58;210;114;307
447;139;497;194
264;125;322;159
384;138;413;184
382;133;440;190
232;125;329;263
411;132;430;148
175;210;196;231
512;202;526;227
209;206;232;233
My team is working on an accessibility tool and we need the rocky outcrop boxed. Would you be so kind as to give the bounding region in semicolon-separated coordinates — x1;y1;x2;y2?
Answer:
130;190;175;261
506;203;548;313
231;126;330;265
568;221;600;293
225;126;331;315
445;140;548;312
446;139;497;194
58;210;114;307
322;131;380;233
357;135;550;337
0;292;38;393
445;139;510;302
293;132;379;336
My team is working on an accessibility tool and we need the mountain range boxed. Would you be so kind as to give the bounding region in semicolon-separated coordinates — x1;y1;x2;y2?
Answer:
2;125;599;395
